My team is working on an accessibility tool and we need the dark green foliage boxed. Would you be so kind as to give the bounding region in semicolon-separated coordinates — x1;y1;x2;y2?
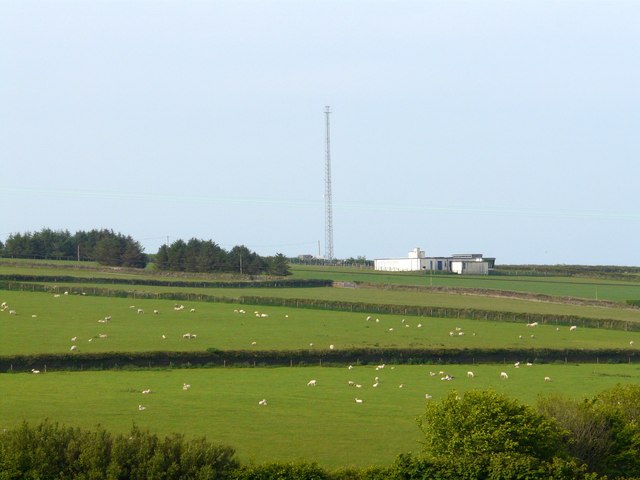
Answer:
539;386;640;478
0;421;238;480
267;253;292;276
1;228;147;267
418;390;567;461
233;462;329;480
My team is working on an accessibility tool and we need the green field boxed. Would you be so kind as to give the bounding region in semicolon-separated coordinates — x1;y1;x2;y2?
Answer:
2;364;639;468
1;290;639;356
2;261;640;468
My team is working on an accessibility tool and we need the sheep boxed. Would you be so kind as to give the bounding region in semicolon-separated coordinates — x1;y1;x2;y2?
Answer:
31;314;37;318
138;405;146;411
630;341;635;347
104;316;112;321
425;394;432;399
309;342;314;347
182;383;191;391
348;365;354;370
9;310;16;315
258;399;268;406
388;328;394;332
70;345;77;351
348;381;355;386
153;309;160;314
570;325;577;331
372;382;379;388
440;375;453;381
98;334;108;339
251;341;257;346
260;313;269;318
142;389;152;394
161;335;166;340
355;398;364;404
375;364;385;370
398;384;404;388
137;309;144;314
514;362;520;368
417;323;422;328
527;322;538;327
71;336;78;342
190;308;196;313
544;376;551;382
366;316;372;321
307;379;317;387
329;344;335;350
500;372;509;379
183;333;193;339
467;371;475;378
355;384;362;388
31;369;41;374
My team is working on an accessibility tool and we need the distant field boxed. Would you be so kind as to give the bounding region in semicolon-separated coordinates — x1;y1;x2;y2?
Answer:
13;280;640;324
1;364;639;468
1;290;639;356
289;265;640;302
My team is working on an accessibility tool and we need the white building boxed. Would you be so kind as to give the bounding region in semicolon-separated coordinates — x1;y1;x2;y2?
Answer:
374;249;494;275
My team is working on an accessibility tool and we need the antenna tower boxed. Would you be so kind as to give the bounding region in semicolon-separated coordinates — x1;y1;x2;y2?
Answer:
324;106;334;261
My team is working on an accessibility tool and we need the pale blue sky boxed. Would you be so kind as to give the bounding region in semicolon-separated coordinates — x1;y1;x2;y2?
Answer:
1;1;638;265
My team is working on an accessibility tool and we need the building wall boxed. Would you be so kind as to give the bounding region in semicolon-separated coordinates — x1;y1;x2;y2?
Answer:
451;260;489;275
374;258;425;271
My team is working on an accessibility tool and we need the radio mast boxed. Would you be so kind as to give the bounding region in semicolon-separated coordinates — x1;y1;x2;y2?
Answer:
324;106;334;262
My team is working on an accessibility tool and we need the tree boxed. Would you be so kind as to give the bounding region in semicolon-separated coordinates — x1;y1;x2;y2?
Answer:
268;253;291;276
539;391;640;477
418;390;566;462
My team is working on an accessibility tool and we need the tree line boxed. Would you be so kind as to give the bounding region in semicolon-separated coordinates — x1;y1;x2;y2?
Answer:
154;239;290;276
0;229;291;276
2;385;639;479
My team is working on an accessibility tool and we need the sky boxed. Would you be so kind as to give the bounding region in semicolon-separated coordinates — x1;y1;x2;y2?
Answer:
1;1;639;265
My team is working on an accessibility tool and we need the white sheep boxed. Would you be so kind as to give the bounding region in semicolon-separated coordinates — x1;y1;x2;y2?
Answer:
258;399;268;406
355;398;364;404
500;372;509;379
570;325;577;331
138;405;146;411
329;344;335;350
467;371;474;378
153;309;160;314
425;393;432;399
307;379;317;387
70;345;77;351
32;369;41;374
142;389;152;394
137;309;144;314
71;336;78;342
544;376;551;382
182;383;191;391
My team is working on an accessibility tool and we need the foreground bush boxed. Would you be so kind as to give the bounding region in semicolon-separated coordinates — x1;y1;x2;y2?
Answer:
0;421;238;480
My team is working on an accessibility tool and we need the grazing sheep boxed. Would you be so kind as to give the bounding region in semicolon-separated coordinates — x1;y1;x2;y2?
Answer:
153;309;160;314
142;389;152;394
307;379;317;387
251;341;257;346
70;345;77;351
182;383;191;391
348;365;353;370
544;376;551;382
258;399;268;406
570;325;577;331
398;384;404;388
425;394;432;399
9;310;17;315
161;335;166;340
329;344;335;350
467;371;475;378
355;398;364;404
71;336;78;342
630;341;635;347
137;309;144;314
31;369;41;374
138;405;146;411
500;372;509;379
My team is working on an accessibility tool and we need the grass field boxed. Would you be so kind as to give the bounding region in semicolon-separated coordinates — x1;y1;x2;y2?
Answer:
2;364;639;468
1;290;639;356
2;261;640;468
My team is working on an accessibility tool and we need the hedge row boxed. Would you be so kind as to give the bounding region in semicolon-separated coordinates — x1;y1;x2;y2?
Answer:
1;348;637;372
0;274;331;289
2;280;639;333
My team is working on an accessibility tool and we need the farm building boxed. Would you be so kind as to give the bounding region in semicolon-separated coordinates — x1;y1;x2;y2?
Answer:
374;248;494;275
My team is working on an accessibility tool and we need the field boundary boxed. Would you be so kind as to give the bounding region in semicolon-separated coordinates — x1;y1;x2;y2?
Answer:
1;348;638;372
2;280;639;332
